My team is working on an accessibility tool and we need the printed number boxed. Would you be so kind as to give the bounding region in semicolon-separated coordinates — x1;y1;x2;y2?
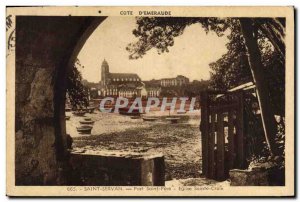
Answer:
67;186;76;191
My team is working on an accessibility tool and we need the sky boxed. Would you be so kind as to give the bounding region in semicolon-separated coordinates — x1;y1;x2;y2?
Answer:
77;17;229;83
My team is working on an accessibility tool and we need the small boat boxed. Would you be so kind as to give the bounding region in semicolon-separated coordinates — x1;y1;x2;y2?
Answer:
119;107;142;116
84;117;92;121
79;120;95;125
142;117;159;122
130;116;141;119
166;117;181;123
65;116;70;120
76;125;93;134
72;111;86;116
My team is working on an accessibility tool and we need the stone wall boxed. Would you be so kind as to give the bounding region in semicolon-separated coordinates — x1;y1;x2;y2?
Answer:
69;151;165;186
229;165;285;186
15;16;105;185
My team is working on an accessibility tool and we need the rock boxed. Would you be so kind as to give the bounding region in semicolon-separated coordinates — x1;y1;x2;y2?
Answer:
229;169;269;186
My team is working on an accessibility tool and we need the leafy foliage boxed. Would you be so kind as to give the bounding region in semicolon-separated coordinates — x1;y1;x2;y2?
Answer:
209;19;253;90
127;17;229;59
66;59;89;109
259;38;285;116
209;19;285;115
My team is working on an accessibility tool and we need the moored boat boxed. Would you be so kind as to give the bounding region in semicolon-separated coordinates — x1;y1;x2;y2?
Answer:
130;116;141;119
79;120;95;125
76;125;93;134
119;107;142;116
166;117;181;123
142;117;159;122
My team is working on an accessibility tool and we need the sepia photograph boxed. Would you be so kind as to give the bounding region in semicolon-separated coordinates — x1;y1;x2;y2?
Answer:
6;6;294;197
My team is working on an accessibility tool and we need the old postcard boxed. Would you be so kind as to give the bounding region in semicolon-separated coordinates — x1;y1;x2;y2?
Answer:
6;6;294;197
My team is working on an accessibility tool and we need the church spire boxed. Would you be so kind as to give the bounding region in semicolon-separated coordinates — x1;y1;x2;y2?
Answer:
102;59;108;67
101;59;109;84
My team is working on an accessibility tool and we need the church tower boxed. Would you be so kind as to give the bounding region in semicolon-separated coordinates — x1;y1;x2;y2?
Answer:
101;59;109;85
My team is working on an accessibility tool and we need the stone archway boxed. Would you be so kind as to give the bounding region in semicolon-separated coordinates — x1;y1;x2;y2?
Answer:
15;16;106;185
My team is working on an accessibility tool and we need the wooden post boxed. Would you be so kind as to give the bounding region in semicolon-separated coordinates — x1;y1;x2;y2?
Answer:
216;111;225;180
200;92;209;176
236;91;245;168
228;109;235;169
208;109;216;179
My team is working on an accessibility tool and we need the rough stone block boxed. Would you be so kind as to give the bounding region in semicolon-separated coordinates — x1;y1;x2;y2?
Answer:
229;169;269;186
69;150;165;186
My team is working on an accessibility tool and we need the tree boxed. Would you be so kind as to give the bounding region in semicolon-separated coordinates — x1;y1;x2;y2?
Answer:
127;17;285;156
66;59;89;109
209;19;253;90
210;19;285;115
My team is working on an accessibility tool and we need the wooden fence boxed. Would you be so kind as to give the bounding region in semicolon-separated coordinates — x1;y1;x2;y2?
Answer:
200;91;247;181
